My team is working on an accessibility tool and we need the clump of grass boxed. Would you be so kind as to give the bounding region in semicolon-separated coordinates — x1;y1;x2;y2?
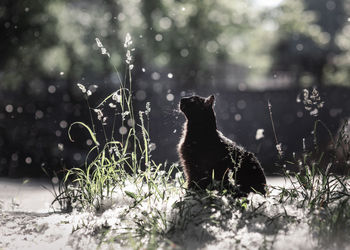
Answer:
52;34;191;247
54;34;168;212
269;89;350;248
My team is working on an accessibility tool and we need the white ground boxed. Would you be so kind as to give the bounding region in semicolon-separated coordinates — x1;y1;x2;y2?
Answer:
0;178;103;249
0;177;347;250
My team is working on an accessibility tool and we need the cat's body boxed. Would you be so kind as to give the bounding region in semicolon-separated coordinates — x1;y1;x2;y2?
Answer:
178;95;266;195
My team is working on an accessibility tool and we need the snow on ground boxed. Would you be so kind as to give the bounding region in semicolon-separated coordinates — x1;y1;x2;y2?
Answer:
0;178;54;212
0;177;346;249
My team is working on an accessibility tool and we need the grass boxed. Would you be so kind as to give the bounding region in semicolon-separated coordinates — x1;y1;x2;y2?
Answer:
52;35;350;249
269;97;350;249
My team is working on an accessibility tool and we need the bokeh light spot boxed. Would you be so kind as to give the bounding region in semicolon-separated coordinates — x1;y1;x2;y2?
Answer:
119;126;128;135
5;105;13;113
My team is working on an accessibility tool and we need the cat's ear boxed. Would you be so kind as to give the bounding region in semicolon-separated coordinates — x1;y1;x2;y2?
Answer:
205;95;215;107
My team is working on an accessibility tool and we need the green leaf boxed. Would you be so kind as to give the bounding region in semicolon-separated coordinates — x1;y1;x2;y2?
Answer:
125;191;138;200
68;121;100;146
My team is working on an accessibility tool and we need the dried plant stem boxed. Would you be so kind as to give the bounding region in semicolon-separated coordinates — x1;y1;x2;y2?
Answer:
268;100;281;157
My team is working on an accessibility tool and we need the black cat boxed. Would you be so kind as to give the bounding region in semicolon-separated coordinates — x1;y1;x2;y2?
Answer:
178;95;266;195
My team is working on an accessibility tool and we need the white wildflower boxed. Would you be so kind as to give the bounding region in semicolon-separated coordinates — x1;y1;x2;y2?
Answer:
276;143;283;157
95;37;110;58
124;33;134;65
124;33;133;48
121;111;130;121
311;87;321;101
93;109;103;120
87;84;99;94
317;102;324;109
145;102;151;116
310;109;318;117
109;145;119;156
87;90;92;96
255;129;264;140
95;38;103;48
126;50;132;64
77;83;86;93
102;117;108;125
101;47;110;58
149;143;156;152
112;92;121;103
305;99;313;105
109;103;117;108
109;146;115;155
129;64;134;70
302;87;324;117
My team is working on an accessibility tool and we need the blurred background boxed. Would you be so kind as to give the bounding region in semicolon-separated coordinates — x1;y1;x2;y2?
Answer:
1;0;350;177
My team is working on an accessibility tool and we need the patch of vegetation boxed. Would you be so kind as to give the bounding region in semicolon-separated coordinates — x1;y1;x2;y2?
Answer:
269;90;350;249
53;35;350;249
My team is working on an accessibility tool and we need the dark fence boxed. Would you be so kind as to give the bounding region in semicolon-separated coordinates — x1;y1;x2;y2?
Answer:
1;84;349;177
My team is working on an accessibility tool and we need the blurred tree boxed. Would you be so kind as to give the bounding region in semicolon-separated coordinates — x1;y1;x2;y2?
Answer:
0;0;58;90
0;0;127;176
0;0;127;92
2;0;350;177
270;0;347;88
326;1;350;87
138;0;273;90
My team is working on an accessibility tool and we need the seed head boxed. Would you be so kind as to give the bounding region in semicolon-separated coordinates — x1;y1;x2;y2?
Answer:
77;83;86;93
255;129;264;140
276;143;283;157
145;102;151;116
112;92;121;103
93;109;103;121
95;38;103;48
109;103;117;108
95;37;110;58
302;87;324;117
126;50;132;64
124;33;133;48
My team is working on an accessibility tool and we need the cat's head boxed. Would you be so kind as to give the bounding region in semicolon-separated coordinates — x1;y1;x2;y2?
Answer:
179;95;215;122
